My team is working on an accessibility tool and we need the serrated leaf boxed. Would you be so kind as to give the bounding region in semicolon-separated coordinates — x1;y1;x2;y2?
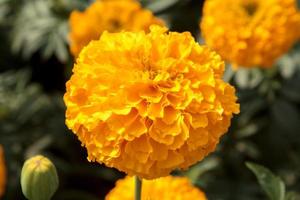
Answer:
12;0;69;62
246;162;285;200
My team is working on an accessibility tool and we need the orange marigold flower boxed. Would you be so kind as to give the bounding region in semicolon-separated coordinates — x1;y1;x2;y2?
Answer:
201;0;300;68
105;176;207;200
64;25;239;179
0;146;6;198
69;0;164;57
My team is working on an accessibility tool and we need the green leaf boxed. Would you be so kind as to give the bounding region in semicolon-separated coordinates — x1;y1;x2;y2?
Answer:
143;0;181;13
223;64;235;82
11;0;69;62
246;162;285;200
234;68;263;89
0;0;10;24
236;142;260;159
277;55;297;79
297;0;300;10
52;0;88;12
185;157;219;184
235;68;250;88
236;123;259;138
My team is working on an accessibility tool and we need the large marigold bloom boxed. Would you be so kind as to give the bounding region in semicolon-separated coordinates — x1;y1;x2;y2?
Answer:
105;176;207;200
64;25;239;179
0;146;6;198
69;0;164;57
201;0;300;68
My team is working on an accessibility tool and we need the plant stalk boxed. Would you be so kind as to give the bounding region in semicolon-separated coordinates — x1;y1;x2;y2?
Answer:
135;176;142;200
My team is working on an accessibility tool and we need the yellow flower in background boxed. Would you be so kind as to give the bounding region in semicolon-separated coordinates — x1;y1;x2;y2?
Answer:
0;146;6;198
105;176;207;200
69;0;164;57
64;25;239;179
201;0;300;68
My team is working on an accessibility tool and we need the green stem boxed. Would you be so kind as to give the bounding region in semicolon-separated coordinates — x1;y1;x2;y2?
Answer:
135;176;142;200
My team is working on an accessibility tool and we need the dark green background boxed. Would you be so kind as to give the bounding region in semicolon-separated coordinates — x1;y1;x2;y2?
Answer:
0;0;300;199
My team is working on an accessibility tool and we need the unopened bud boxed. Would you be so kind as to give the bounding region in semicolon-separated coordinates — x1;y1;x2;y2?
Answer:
21;155;59;200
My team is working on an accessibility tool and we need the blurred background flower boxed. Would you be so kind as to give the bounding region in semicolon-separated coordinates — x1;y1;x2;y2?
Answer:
0;146;6;198
105;175;207;200
201;0;300;68
69;0;164;57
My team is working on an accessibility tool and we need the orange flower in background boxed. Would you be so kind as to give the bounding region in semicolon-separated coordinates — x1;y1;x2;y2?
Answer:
105;176;207;200
64;25;239;179
69;0;164;57
0;146;6;198
201;0;300;68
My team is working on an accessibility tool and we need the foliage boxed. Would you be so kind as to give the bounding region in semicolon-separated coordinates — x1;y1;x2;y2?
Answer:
246;162;300;200
0;0;300;199
11;0;71;62
246;162;285;200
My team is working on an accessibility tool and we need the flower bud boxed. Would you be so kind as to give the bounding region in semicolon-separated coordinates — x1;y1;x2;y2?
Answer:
21;155;59;200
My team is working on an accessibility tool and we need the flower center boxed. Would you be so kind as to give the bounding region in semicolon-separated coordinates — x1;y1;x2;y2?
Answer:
109;19;122;30
243;2;258;16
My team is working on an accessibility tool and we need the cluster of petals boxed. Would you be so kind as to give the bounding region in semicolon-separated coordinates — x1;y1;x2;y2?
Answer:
64;25;240;179
105;176;207;200
201;0;300;68
69;0;163;57
0;146;6;198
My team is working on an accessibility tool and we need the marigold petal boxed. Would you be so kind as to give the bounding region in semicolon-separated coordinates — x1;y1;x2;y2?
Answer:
105;176;207;200
64;25;239;179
